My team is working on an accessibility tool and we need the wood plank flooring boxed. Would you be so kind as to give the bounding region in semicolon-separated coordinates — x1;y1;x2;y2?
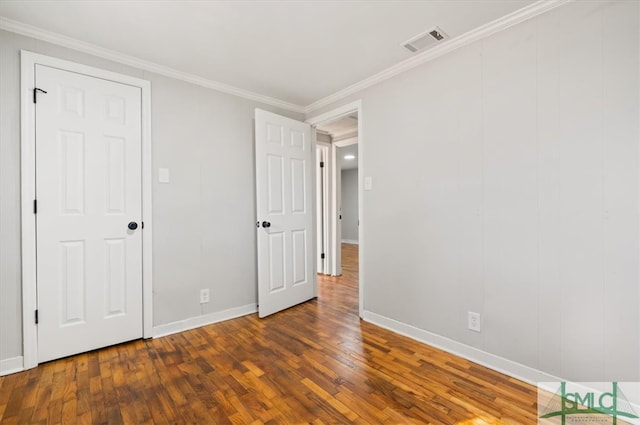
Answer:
0;243;538;424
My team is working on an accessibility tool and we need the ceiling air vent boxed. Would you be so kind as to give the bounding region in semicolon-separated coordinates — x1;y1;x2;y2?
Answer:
402;26;448;53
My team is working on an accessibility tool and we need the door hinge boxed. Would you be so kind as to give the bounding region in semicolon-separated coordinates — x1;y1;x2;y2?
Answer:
320;161;325;168
35;309;39;324
33;199;37;214
33;87;47;104
321;253;325;259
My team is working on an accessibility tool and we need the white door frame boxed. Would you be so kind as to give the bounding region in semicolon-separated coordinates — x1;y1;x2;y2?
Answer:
316;141;331;275
306;100;363;317
20;51;153;370
334;137;358;148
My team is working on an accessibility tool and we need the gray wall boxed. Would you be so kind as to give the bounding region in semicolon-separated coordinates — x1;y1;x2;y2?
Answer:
316;132;331;144
0;29;302;362
308;0;640;382
341;169;358;243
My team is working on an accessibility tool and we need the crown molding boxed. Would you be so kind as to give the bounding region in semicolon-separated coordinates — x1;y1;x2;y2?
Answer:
0;17;305;114
303;0;571;114
1;0;570;116
333;131;358;143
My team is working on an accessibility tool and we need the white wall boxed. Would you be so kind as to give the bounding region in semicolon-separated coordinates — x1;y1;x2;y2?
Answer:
341;169;359;243
308;0;640;382
0;29;302;365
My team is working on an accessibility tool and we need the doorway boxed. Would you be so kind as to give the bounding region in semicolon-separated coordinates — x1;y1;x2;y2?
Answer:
336;141;359;246
307;101;363;316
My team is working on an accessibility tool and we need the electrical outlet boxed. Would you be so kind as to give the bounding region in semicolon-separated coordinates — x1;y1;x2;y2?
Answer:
200;289;210;304
468;312;481;332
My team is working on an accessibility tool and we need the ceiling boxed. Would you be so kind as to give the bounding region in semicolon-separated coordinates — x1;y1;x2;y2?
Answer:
338;144;358;171
318;114;359;170
0;0;536;109
316;115;358;141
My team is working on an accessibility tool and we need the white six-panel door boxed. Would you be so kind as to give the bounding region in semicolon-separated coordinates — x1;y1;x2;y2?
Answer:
255;109;315;318
35;64;143;362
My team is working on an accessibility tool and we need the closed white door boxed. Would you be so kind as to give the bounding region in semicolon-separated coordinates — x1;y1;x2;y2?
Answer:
35;64;143;362
255;109;315;318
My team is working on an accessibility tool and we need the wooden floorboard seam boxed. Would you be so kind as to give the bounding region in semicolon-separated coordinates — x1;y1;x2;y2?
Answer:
0;244;538;424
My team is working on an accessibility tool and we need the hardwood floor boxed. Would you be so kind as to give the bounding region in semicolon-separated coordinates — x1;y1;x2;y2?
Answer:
0;243;538;424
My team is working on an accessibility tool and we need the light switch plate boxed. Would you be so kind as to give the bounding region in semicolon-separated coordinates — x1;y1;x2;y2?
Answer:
364;176;373;191
158;168;170;183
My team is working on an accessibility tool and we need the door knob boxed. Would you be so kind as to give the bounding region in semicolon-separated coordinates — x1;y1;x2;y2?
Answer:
261;221;271;228
128;222;138;230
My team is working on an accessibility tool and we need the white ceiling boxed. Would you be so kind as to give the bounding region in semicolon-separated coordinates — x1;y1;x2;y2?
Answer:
338;144;358;171
317;115;358;140
318;114;359;170
0;0;536;109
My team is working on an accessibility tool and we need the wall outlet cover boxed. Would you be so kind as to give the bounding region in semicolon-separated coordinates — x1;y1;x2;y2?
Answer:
468;312;481;332
200;289;210;304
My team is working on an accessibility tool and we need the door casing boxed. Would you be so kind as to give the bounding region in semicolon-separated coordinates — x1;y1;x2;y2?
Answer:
20;51;153;370
316;141;330;274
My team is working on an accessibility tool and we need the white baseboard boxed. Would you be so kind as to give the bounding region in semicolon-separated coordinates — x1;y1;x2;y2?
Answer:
0;356;24;376
341;239;359;245
153;303;257;338
361;310;561;386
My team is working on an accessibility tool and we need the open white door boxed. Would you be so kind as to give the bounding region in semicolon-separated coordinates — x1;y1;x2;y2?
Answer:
255;109;315;318
35;64;143;362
